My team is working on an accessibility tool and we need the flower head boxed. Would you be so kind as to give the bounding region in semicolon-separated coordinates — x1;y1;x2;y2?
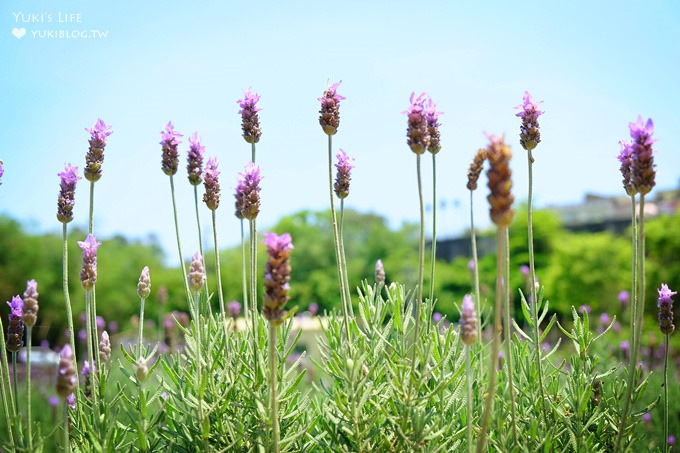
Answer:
318;81;345;135
6;296;24;352
137;266;151;299
263;232;294;324
78;234;101;291
234;162;262;220
84;119;112;182
187;132;205;186
188;252;206;293
375;259;385;286
628;116;656;195
22;279;39;327
658;283;676;335
82;360;95;398
135;357;148;383
425;97;443;154
618;290;630;307
0;160;4;185
228;301;242;319
57;164;81;223
515;91;544;152
617;141;636;196
160;121;183;176
403;92;429;154
99;330;111;366
460;294;478;345
56;344;76;399
485;134;514;227
334;149;354;199
202;156;221;211
466;148;486;191
238;88;262;144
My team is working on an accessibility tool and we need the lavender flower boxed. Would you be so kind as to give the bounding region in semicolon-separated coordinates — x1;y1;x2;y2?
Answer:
99;330;111;366
375;259;385;286
618;290;630;307
22;279;39;328
334;149;354;199
466;148;486;191
186;132;205;186
84;118;112;182
658;283;676;335
318;81;345;136
425;97;442;154
160;121;183;176
460;294;478;345
617;141;636;196
262;232;294;324
578;304;591;315
67;392;75;409
56;344;76;399
82;360;95;398
137;266;151;299
485;134;514;227
515;91;544;152
6;296;24;352
188;252;206;293
599;312;611;325
629;116;656;195
57;164;81;224
78;234;101;290
234;161;262;220
403;92;429;154
0;159;4;185
308;302;319;316
520;265;530;277
228;301;242;319
238;88;262;144
202;156;221;211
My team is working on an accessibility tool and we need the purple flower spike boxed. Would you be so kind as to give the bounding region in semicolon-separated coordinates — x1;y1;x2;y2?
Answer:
57;164;81;224
56;344;76;399
334;149;354;200
658;283;676;335
84;118;112;182
22;279;39;327
618;290;630;307
160;121;183;176
137;266;151;299
228;301;242;319
515;91;544;152
263;232;294;324
375;259;385;285
187;132;205;186
203;156;221;211
318;81;345;136
188;251;206;293
404;92;429;154
460;294;478;345
6;296;24;352
82;360;95;398
425;97;443;154
578;304;591;315
617;141;636;196
628;116;656;196
234;162;262;220
238;88;262;144
78;234;102;291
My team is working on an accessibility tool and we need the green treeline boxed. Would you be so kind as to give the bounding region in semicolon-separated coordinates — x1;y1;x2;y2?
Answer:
1;209;679;345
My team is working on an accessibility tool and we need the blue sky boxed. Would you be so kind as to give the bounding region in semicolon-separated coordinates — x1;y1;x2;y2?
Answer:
1;1;679;265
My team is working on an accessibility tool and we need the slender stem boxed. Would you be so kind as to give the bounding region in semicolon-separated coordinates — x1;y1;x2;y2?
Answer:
502;227;518;443
269;322;280;453
466;345;474;453
630;196;638;354
327;135;351;339
137;298;146;358
63;402;69;453
87;180;101;375
11;353;18;417
470;190;483;384
338;199;353;318
0;291;16;448
26;326;33;451
212;211;229;348
476;227;505;453
194;186;209;295
241;220;249;326
192;291;208;451
410;154;425;379
429;152;437;306
169;176;193;307
61;224;80;394
85;291;98;410
249;220;260;381
251;142;256;164
527;150;548;423
663;334;669;453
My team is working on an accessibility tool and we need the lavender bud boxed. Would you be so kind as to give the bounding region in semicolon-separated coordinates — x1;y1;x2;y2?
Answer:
515;91;544;152
78;234;101;291
186;132;205;186
375;259;385;286
84;119;112;182
137;266;151;299
202;156;221;211
460;294;477;345
486;134;514;227
466;148;487;191
425;97;443;155
334;149;354;199
22;279;39;327
628;116;656;196
403;92;429;154
99;330;111;366
262;232;294;324
160;121;183;176
318;81;345;136
135;357;148;383
238;88;262;144
234;162;262;220
82;360;95;398
56;345;76;398
658;284;676;335
5;296;24;352
188;252;206;293
56;164;81;224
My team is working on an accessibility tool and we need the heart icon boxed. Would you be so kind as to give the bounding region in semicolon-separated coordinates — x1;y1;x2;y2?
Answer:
11;28;26;39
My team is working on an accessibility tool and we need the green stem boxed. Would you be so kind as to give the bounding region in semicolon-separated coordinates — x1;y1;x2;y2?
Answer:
249;219;260;382
138;298;146;358
476;226;505;453
251;142;256;164
338;198;353;319
194;185;209;295
241;220;249;326
630;196;638;355
169;176;193;307
11;353;18;419
429;152;437;307
410;153;425;382
26;326;33;451
466;345;474;453
269;322;280;453
63;402;69;453
469;190;483;384
527;150;548;424
0;291;16;448
663;334;669;453
87;180;101;374
192;291;208;451
503;227;518;443
212;211;226;321
85;291;98;411
61;224;80;397
327;135;351;340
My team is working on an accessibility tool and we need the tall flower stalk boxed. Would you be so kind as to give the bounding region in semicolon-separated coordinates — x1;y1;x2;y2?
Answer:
616;116;656;451
0;296;15;448
187;132;209;295
160;122;192;307
6;296;24;417
477;134;516;452
57;164;81;394
460;294;478;453
78;233;101;409
516;90;548;422
56;345;76;452
23;279;39;451
319;81;351;338
334;148;355;321
657;284;675;453
188;252;208;450
425;98;442;306
203;156;225;322
262;232;294;453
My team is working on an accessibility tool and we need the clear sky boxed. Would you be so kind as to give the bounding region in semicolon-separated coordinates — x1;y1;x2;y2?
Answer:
1;0;679;265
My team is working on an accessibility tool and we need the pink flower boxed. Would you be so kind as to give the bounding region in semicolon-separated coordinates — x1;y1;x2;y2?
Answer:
78;234;102;290
237;87;262;144
318;81;345;135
